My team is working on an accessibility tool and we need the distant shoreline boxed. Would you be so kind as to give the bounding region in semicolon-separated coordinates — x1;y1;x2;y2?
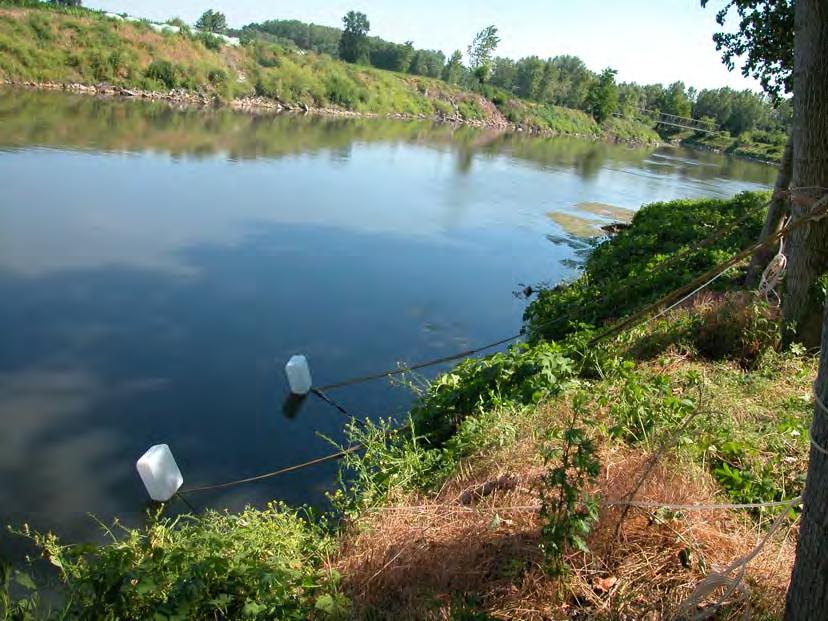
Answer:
0;80;660;148
2;80;780;167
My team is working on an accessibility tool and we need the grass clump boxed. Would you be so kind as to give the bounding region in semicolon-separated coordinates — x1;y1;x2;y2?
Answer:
498;97;603;136
145;58;179;89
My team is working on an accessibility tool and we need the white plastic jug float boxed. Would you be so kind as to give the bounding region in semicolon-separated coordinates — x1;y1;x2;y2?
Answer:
136;444;183;501
285;355;312;395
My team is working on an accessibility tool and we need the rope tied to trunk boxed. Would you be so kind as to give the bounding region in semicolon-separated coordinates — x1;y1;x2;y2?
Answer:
757;219;789;306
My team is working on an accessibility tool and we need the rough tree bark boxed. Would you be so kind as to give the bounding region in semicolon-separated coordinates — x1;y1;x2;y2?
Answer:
783;0;828;618
745;137;793;288
785;307;828;619
780;0;828;348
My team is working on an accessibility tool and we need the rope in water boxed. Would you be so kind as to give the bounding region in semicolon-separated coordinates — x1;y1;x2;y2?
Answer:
180;443;367;494
181;192;828;495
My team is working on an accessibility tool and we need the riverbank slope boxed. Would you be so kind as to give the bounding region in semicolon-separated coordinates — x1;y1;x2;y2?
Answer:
0;3;660;144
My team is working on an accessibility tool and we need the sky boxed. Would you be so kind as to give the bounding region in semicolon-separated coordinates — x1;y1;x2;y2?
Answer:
84;0;760;92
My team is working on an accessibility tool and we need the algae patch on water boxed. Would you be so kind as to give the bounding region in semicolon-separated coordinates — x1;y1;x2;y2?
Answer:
548;202;633;238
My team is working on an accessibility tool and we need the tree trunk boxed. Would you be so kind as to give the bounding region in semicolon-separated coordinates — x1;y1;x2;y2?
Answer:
784;308;828;619
784;0;828;617
780;0;828;348
745;137;793;288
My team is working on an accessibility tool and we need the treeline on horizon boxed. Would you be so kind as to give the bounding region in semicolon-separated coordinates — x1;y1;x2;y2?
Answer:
233;15;791;142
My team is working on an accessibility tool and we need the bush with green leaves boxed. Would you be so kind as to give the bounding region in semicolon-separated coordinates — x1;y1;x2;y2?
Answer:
145;59;179;89
195;31;223;52
524;191;769;342
333;407;521;516
410;342;575;446
538;397;600;575
603;363;696;446
11;503;347;620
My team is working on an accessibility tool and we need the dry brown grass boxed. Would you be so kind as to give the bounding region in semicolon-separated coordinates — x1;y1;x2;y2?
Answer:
332;442;795;620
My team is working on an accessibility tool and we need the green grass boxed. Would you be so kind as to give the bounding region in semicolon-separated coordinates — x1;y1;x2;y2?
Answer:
602;116;661;143
683;128;786;164
496;97;603;136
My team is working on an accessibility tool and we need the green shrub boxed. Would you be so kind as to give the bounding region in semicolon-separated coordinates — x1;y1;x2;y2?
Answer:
196;31;223;51
539;397;600;575
324;73;360;107
457;99;483;120
207;67;227;85
145;59;178;89
411;342;574;446
14;504;347;620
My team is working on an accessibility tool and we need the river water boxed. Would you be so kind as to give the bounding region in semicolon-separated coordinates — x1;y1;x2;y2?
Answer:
0;89;774;556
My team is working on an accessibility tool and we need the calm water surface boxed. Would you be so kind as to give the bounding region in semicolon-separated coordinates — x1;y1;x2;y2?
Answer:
0;90;774;557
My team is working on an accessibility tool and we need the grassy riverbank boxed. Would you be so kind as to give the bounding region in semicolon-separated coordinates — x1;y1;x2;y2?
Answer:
3;190;809;620
685;130;787;164
661;126;787;164
0;3;659;143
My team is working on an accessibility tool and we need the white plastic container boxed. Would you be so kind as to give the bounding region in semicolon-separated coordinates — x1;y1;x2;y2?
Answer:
136;444;183;502
285;355;312;395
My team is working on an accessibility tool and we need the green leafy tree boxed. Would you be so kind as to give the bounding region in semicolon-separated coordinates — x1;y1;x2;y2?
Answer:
443;50;464;84
703;1;795;295
701;0;793;100
467;25;500;85
338;11;370;64
51;0;82;5
514;56;545;100
240;20;340;56
490;57;517;91
617;83;644;117
657;81;692;117
195;9;227;34
587;67;618;122
694;87;767;135
549;55;592;109
397;41;416;73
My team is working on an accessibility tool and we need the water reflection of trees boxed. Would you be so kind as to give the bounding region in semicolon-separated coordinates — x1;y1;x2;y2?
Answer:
0;88;776;186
